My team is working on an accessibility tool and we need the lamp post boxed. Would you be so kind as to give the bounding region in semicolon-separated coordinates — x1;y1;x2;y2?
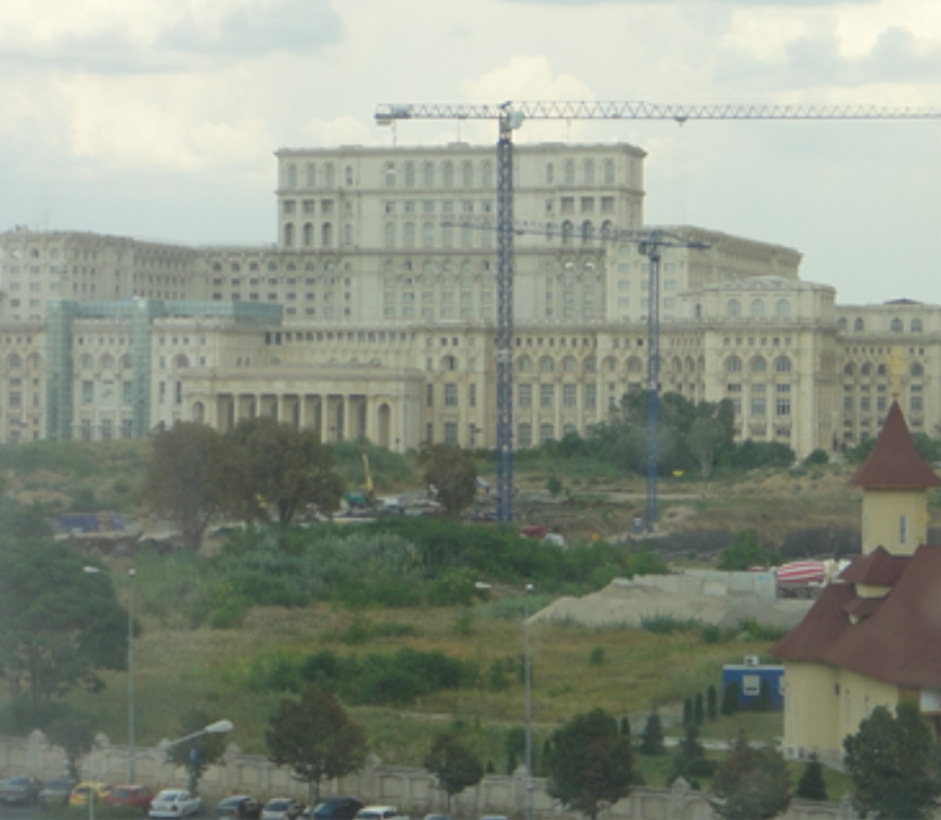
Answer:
84;565;137;782
523;583;533;820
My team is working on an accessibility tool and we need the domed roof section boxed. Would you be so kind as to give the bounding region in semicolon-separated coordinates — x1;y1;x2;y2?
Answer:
850;401;941;490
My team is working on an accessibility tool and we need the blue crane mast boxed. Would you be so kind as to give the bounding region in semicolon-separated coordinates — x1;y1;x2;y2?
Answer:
376;100;941;526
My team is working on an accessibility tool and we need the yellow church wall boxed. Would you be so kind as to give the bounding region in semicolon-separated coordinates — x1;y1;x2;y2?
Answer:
860;489;929;555
783;662;899;759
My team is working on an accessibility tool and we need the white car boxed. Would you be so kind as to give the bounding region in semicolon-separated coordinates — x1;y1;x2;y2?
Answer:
263;797;301;820
356;807;405;820
149;789;202;819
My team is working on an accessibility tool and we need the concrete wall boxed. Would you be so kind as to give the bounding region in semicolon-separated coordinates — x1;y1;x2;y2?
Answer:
613;569;777;604
0;731;852;820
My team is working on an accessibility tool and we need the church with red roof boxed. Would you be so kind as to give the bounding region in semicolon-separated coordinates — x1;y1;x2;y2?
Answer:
771;400;941;759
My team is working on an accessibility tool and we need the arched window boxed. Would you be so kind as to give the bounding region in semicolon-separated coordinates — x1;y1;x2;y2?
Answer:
561;221;574;245
81;354;94;370
481;162;493;186
303;223;313;247
775;299;791;318
563;357;578;372
775;357;792;374
844;363;855;376
517;356;533;373
324;164;335;187
441;355;458;371
8;353;22;369
751;299;765;318
854;317;865;332
564;160;575;184
726;356;742;373
345;166;353;185
343;225;352;246
404;162;415;188
384;223;396;248
545;163;554;184
838;317;847;331
442;223;453;248
584;357;597;372
877;364;887;376
912;318;924;333
583;159;594;184
120;354;131;370
305;163;315;187
890;317;903;333
912;363;924;377
601;220;613;240
462;161;473;188
284;222;295;247
581;221;594;243
321;222;333;247
175;354;189;369
861;363;872;376
384;163;396;188
461;224;472;249
403;222;415;248
604;356;617;372
286;164;297;189
603;159;615;184
627;357;643;373
100;354;114;370
422;222;435;248
540;356;554;373
727;299;741;318
423;162;434;188
751;357;767;373
442;161;454;188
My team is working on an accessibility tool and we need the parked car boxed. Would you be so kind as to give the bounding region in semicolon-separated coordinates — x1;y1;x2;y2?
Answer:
39;779;75;808
149;789;202;819
107;785;155;813
308;797;363;820
69;781;112;806
0;776;43;804
216;794;262;820
262;797;302;820
422;815;451;820
355;807;405;820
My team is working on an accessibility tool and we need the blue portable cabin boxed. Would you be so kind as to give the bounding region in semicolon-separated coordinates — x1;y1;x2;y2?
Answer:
721;659;784;711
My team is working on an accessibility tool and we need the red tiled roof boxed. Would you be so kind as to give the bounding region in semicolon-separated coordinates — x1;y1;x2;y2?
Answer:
772;545;941;688
839;545;910;586
849;401;941;489
841;595;885;621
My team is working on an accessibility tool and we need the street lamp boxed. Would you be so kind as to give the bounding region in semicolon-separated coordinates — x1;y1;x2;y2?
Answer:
523;583;534;820
83;565;137;782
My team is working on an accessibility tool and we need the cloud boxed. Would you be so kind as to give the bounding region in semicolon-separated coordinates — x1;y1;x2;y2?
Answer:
715;26;941;87
0;0;344;74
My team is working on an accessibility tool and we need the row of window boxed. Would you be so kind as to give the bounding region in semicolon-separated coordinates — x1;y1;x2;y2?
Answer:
725;356;793;374
843;362;924;377
840;316;925;333
726;299;793;319
210;260;342;273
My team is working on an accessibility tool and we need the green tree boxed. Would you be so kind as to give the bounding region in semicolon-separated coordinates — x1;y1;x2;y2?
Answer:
546;475;563;496
0;539;126;711
266;686;368;807
694;691;704;725
418;443;477;518
145;422;242;550
688;399;734;478
796;752;827;802
424;731;484;813
682;697;693;728
228;417;344;524
706;685;718;720
721;682;739;716
47;710;96;782
639;710;665;756
671;721;712;786
546;708;634;820
716;529;766;571
165;709;228;795
843;701;941;820
710;733;790;820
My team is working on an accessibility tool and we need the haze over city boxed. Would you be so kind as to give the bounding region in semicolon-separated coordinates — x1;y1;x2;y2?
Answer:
1;0;938;305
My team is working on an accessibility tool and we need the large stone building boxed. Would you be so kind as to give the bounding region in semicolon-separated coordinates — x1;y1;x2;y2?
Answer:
0;141;936;455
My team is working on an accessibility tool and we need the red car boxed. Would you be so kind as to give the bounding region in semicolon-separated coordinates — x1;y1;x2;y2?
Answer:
106;785;155;813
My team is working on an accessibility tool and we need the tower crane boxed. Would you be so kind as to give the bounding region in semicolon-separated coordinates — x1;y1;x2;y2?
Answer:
376;100;941;526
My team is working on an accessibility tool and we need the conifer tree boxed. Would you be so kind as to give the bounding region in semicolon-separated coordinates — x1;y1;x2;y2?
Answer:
796;752;827;802
639;710;665;756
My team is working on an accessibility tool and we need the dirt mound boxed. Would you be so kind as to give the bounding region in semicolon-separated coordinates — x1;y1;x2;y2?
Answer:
532;580;812;629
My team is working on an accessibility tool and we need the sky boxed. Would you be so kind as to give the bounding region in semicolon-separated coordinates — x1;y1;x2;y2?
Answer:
1;0;940;305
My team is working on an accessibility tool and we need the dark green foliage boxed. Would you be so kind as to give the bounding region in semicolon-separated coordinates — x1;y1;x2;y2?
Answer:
796;752;827;802
165;709;228;794
546;708;635;820
682;698;693;728
418;442;477;518
69;486;97;512
266;686;368;807
706;686;718;720
721;683;739;716
802;448;829;467
504;726;525;773
843;701;941;820
670;722;714;787
717;529;766;571
47;710;96;782
727;440;796;470
639;711;665;756
757;679;773;712
424;732;484;811
0;530;127;711
619;717;631;738
710;733;791;820
589;647;605;667
546;475;563;496
488;659;511;692
693;692;704;725
700;624;722;644
640;615;703;635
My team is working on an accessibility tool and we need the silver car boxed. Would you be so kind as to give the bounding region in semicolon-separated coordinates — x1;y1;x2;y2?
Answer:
149;788;203;819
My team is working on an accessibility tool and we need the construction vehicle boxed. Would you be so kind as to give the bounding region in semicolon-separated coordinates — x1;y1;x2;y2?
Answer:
344;452;377;510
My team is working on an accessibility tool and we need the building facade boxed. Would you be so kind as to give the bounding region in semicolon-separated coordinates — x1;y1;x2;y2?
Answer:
0;142;937;455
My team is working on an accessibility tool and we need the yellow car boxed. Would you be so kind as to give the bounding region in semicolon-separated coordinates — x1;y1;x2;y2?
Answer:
69;782;112;806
